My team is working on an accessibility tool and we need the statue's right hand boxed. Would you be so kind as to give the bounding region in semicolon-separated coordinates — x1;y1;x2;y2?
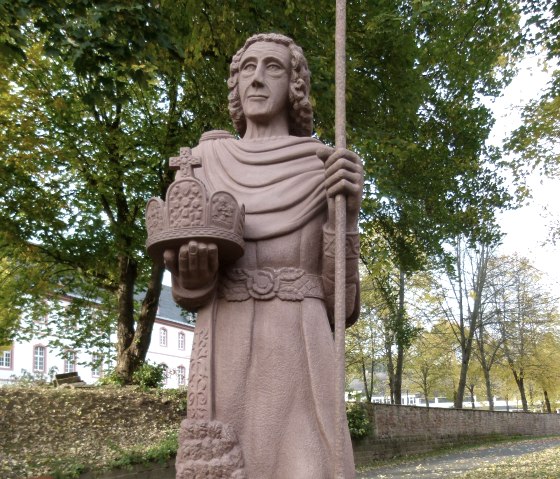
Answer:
164;240;219;290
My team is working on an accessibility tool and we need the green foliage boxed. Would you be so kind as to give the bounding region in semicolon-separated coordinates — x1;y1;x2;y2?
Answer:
0;0;529;381
132;362;168;389
106;430;178;470
97;369;126;387
98;361;168;389
404;324;459;403
345;294;386;403
505;2;560;240
8;367;56;387
354;0;523;274
346;403;371;440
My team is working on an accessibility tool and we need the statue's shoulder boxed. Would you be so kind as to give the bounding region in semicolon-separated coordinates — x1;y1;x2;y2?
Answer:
199;130;236;142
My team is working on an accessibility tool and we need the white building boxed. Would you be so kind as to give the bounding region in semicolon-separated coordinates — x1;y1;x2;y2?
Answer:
0;286;195;388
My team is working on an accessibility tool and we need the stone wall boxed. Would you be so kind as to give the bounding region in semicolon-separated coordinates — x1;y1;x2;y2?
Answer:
77;404;560;477
352;403;560;466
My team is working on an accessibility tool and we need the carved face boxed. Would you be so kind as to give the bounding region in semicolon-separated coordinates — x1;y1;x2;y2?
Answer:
238;42;291;127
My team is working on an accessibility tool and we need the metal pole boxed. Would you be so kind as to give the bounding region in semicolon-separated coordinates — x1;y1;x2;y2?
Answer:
334;0;347;477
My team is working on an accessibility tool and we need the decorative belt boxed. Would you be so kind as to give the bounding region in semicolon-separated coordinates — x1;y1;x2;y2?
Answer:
219;267;324;302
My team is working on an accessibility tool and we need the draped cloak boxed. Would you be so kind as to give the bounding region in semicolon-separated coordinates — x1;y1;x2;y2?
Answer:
186;132;355;478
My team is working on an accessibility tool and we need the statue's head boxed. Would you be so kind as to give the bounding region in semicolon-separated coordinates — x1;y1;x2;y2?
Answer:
228;33;313;137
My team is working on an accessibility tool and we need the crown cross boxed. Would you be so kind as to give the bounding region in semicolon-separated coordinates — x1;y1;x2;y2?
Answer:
169;147;202;178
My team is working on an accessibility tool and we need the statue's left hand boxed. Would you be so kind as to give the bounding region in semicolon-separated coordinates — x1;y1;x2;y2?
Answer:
317;146;363;229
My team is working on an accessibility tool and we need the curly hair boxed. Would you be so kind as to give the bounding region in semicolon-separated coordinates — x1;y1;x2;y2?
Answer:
228;33;313;137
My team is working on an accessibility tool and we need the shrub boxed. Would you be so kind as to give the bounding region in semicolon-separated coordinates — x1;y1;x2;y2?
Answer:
97;368;126;387
97;362;168;389
8;368;54;387
346;403;371;439
132;362;168;389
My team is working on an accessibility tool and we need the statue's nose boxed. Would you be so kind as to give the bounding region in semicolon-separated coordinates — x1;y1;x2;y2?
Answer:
251;63;265;86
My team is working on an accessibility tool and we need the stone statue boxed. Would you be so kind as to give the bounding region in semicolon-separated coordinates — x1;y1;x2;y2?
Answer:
147;33;363;479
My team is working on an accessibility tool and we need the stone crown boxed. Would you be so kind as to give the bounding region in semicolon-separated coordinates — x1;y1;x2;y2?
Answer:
145;147;245;265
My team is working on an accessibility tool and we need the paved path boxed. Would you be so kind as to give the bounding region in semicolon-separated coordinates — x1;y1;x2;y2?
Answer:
358;437;560;478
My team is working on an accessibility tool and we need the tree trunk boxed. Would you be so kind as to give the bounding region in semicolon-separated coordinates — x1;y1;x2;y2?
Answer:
115;253;138;382
393;269;406;405
512;369;529;412
467;384;475;409
454;336;473;408
129;261;165;366
394;344;404;405
424;392;430;408
453;240;487;409
476;325;494;411
367;358;375;403
483;368;494;411
110;73;177;383
361;361;371;403
543;389;552;413
421;369;430;408
114;255;164;383
385;341;395;404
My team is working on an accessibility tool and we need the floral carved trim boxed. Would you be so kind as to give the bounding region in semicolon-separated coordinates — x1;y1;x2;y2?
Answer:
187;328;210;420
176;419;247;479
219;267;324;302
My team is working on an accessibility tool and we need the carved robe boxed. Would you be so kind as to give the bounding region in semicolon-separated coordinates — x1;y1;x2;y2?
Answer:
176;131;358;478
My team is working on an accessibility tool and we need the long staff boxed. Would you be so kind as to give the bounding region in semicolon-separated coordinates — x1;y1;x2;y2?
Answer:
334;0;347;477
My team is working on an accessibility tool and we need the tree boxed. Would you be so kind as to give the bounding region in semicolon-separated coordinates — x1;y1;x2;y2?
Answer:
349;267;425;404
506;1;560;192
358;0;523;272
473;314;505;410
487;255;558;412
0;0;335;380
530;332;560;412
345;301;385;403
0;1;189;380
0;0;528;382
464;358;487;409
428;239;493;408
404;322;457;407
354;0;523;402
362;265;423;405
505;2;560;248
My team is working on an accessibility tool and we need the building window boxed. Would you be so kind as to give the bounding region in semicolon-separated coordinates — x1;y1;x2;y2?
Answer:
33;345;46;372
64;351;76;373
177;365;186;386
0;348;12;369
160;328;168;347
178;332;185;350
91;353;103;377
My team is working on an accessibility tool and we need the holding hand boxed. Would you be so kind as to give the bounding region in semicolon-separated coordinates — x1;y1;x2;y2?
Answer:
316;146;363;229
164;240;219;291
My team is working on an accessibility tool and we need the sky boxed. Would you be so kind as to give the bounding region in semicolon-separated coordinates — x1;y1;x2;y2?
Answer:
486;53;560;291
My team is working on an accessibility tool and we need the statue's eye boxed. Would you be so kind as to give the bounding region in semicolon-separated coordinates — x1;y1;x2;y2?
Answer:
242;62;256;73
267;63;282;71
